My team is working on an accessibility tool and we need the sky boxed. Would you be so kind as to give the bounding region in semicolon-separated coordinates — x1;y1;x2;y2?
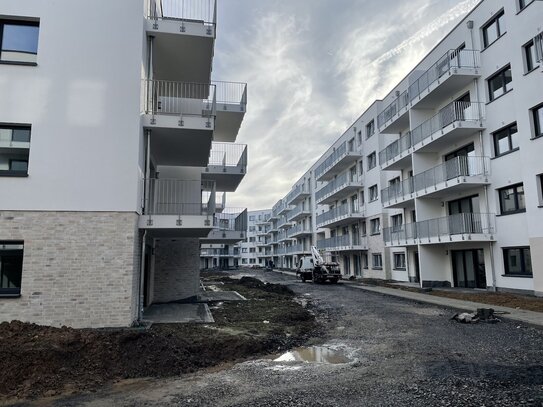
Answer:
213;0;480;210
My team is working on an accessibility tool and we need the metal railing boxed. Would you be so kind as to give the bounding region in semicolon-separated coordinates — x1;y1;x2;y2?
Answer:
287;224;312;237
142;178;215;216
315;141;359;180
411;101;484;146
207;142;248;169
316;204;364;227
408;49;480;102
377;89;409;129
143;79;216;119
379;131;412;165
288;205;310;220
381;178;415;206
277;217;293;229
148;0;216;26
287;244;308;254
212;81;248;111
286;183;310;204
316;234;363;250
383;213;496;245
213;208;247;231
276;247;287;255
315;172;361;203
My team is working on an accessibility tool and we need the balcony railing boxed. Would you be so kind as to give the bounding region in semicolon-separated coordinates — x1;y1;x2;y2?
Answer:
411;101;484;146
379;132;412;166
142;178;215;216
315;172;361;203
286;184;310;205
143;79;216;120
381;178;415;206
408;49;480;103
286;244;309;254
213;208;247;231
383;213;496;245
316;204;364;228
288;205;310;221
316;234;365;250
208;142;247;169
315;141;358;180
212;81;247;111
287;224;312;238
377;89;409;129
148;0;217;27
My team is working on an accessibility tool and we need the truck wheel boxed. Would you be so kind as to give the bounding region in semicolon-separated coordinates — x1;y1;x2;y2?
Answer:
301;275;306;283
330;278;339;284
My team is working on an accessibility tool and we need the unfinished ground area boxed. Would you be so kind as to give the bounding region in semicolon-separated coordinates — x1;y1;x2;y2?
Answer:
0;273;318;404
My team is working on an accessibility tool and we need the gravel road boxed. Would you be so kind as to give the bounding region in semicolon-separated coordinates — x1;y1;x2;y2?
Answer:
23;270;543;407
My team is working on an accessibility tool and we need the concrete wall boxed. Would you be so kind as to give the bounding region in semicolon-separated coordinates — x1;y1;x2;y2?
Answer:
153;238;200;302
0;211;140;328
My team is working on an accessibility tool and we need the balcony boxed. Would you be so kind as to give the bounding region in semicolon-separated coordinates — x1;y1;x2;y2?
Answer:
286;184;311;205
212;81;247;142
139;178;215;237
287;205;311;222
275;200;292;216
143;80;216;167
287;224;312;239
316;235;368;252
277;230;293;243
381;178;415;209
215;192;226;213
408;49;481;108
315;141;362;182
202;142;247;192
147;0;216;84
383;213;496;247
377;89;410;134
202;208;247;244
315;173;362;205
276;247;287;256
379;132;413;171
277;217;294;230
316;204;365;229
411;101;485;153
286;244;310;255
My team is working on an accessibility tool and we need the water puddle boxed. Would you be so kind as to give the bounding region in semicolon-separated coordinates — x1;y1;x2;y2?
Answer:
274;346;351;364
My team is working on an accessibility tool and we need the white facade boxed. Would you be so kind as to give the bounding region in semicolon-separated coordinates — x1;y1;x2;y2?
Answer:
0;0;248;327
262;0;543;295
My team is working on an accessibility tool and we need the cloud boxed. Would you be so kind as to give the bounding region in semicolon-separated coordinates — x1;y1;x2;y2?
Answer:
214;0;479;210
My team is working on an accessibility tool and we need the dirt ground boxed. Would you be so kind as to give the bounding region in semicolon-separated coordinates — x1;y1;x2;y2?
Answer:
0;274;318;403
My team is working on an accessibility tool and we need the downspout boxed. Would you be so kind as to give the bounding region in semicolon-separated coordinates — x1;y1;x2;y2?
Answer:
139;231;147;323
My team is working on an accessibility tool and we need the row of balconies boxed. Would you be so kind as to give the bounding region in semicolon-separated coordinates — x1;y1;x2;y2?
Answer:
316;204;365;229
287;204;312;222
383;213;496;247
286;183;311;205
315;140;362;182
315;172;362;205
379;101;486;170
381;156;491;208
287;224;312;239
316;234;368;252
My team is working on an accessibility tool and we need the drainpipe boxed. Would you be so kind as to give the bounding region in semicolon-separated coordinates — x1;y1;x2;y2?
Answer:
139;230;148;323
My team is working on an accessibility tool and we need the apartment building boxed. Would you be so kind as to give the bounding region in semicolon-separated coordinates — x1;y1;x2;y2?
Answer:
0;0;248;328
263;0;543;295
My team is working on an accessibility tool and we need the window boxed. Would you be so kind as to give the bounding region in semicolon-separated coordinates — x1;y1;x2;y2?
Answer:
503;247;532;276
360;191;365;205
488;65;512;101
249;248;256;253
372;254;383;269
0;20;39;64
499;183;525;215
349;165;357;182
524;40;539;73
366;120;375;139
538;174;543;206
532;104;543;139
348;138;355;152
249;215;255;221
394;253;406;270
367;152;377;170
249;259;256;264
0;242;23;296
482;10;505;48
518;0;534;12
361;221;367;236
249;237;256;242
358;160;363;175
357;130;362;145
493;123;518;156
391;214;403;232
0;125;31;177
249;226;256;232
369;185;378;202
242;248;248;253
370;218;381;235
242;258;248;264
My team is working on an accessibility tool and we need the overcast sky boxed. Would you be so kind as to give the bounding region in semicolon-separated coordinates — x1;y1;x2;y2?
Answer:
213;0;480;211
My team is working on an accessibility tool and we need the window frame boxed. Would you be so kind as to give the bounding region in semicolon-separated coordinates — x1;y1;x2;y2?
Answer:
369;185;379;202
481;10;506;49
393;253;406;270
0;241;24;297
503;247;532;276
366;120;375;139
532;103;543;139
487;64;512;102
523;39;539;73
370;218;381;235
372;253;383;269
492;122;518;157
498;183;526;215
367;152;377;171
0;19;40;65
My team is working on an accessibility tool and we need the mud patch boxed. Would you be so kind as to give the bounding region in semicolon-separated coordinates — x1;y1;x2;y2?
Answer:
274;346;352;364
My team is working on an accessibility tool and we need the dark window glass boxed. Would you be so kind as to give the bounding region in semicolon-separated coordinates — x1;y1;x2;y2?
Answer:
0;21;39;63
499;184;525;215
0;242;24;295
503;247;532;275
525;40;538;72
394;253;406;270
533;105;543;138
482;11;505;48
366;120;375;139
488;66;512;101
9;160;28;172
493;123;518;156
367;152;377;170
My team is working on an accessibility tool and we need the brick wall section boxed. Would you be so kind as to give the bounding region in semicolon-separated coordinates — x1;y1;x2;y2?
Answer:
0;211;140;328
153;238;200;303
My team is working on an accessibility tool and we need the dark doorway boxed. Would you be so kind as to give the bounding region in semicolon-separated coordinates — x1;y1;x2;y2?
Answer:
143;244;153;307
413;252;421;283
452;249;486;289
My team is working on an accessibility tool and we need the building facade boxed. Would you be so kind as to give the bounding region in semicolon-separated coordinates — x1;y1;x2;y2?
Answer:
262;0;543;295
0;0;248;328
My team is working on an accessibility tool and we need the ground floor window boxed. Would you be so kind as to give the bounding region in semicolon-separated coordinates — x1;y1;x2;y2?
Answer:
0;242;24;296
503;247;532;276
393;253;406;270
362;253;368;269
372;253;382;269
242;258;247;264
249;259;256;264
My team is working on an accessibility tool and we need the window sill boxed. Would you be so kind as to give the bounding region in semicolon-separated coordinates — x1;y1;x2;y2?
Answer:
501;274;533;278
393;268;407;271
486;89;513;105
370;232;381;236
516;1;535;15
0;171;28;177
492;148;519;160
372;267;383;270
524;66;540;76
497;210;527;217
481;32;507;53
0;61;38;67
530;135;543;141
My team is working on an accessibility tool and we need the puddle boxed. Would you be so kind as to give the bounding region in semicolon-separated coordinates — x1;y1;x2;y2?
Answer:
274;346;351;364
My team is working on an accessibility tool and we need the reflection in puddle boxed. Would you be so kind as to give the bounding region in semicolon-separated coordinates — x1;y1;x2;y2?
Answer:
274;346;351;364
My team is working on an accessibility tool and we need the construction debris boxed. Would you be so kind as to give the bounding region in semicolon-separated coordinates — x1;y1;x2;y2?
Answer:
451;308;501;324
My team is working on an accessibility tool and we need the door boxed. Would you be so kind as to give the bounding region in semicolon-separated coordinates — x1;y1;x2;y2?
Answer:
452;249;486;289
448;195;481;235
413;252;421;283
343;256;350;276
354;255;362;277
445;143;475;179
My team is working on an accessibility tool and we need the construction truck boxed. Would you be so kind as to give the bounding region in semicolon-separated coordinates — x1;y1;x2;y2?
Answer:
296;246;341;284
